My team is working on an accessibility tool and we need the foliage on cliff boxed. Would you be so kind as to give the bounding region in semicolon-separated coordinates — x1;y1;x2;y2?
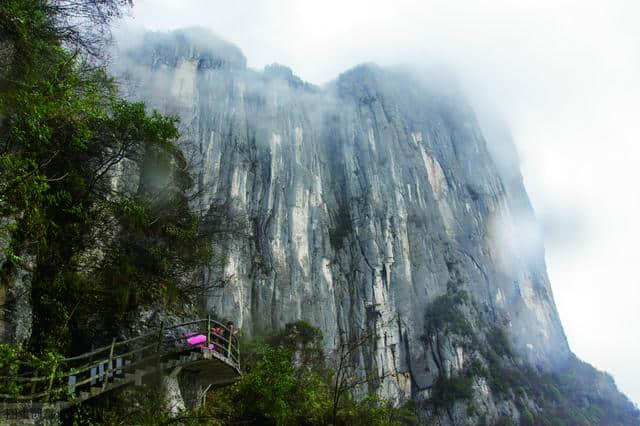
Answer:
0;0;217;354
67;321;415;426
422;279;639;425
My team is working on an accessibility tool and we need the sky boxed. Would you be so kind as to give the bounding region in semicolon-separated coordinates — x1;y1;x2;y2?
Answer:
115;0;640;405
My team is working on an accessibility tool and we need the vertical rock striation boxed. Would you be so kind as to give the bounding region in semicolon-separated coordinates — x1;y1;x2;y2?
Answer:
114;28;637;423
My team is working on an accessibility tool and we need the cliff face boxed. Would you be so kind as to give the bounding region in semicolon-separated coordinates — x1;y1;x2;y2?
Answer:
114;29;637;423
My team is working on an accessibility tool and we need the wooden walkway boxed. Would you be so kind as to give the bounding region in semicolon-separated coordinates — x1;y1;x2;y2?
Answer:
0;317;241;413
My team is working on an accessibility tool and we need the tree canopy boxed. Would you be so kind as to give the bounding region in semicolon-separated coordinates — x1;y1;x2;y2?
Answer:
0;0;219;353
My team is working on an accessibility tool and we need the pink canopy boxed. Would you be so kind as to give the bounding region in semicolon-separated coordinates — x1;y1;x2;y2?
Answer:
186;334;206;345
185;333;214;350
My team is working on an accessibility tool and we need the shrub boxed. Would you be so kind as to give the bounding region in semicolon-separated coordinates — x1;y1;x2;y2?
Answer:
423;291;472;340
429;374;474;410
0;344;63;398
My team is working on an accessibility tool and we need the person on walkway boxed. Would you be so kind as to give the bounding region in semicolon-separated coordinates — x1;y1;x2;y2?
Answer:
212;323;224;354
224;321;239;358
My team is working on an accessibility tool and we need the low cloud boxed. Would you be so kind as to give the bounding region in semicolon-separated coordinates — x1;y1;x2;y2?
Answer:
114;0;640;405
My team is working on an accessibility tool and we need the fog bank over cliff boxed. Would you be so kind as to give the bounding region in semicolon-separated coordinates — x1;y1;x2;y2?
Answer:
114;1;640;405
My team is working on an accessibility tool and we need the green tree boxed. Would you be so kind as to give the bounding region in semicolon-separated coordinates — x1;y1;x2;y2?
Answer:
204;322;414;426
0;0;228;354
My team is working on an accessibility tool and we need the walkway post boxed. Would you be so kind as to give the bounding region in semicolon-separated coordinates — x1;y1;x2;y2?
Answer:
206;315;211;349
45;364;57;402
103;338;116;391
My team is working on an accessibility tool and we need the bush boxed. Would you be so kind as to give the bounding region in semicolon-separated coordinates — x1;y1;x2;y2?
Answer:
429;374;474;410
423;291;472;340
487;326;513;358
521;409;535;425
202;322;415;425
337;394;415;426
0;344;64;399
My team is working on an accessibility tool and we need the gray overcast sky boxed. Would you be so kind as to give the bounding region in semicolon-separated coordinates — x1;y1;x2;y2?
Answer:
115;0;640;405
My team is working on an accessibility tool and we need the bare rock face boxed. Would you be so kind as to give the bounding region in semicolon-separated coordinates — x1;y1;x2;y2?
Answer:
0;218;33;345
114;28;637;423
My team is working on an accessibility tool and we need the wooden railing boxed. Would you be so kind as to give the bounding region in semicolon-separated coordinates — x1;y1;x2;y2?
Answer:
0;317;240;404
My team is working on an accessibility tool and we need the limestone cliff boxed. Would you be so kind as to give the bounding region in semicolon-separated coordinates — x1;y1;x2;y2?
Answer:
113;28;638;424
